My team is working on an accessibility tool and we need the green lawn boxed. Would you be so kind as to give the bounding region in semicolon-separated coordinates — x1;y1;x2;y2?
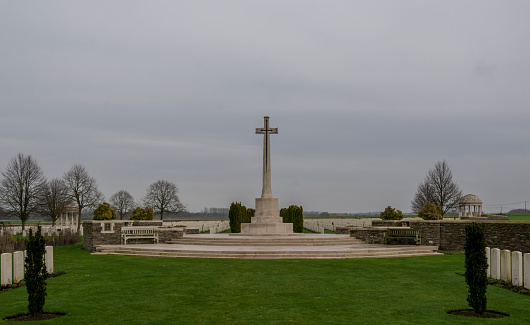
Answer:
1;244;529;324
507;214;530;221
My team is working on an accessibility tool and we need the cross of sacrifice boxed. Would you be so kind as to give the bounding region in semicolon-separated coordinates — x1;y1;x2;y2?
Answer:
255;116;278;199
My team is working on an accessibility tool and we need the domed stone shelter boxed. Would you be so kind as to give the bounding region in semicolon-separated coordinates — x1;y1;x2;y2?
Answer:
458;194;483;218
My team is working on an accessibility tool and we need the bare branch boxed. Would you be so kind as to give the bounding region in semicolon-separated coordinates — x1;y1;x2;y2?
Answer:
39;178;70;226
63;164;103;231
0;153;46;230
143;180;186;220
411;160;463;215
110;190;135;220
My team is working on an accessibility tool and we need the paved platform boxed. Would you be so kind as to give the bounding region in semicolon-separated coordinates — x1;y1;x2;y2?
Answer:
93;234;442;259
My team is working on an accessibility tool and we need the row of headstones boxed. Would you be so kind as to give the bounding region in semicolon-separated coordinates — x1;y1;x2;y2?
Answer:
304;218;376;232
162;220;230;233
0;226;80;237
303;221;325;233
0;246;54;286
487;247;530;289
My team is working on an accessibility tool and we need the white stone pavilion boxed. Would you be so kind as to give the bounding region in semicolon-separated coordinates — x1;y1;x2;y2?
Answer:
458;194;483;218
58;202;79;228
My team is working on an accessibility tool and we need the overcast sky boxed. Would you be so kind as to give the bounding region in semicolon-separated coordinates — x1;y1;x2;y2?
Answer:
1;1;529;214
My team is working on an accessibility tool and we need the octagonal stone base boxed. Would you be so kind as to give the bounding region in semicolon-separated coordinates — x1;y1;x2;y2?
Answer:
236;197;293;235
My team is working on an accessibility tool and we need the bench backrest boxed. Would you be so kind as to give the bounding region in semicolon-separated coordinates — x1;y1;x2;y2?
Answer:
387;229;420;236
121;227;156;235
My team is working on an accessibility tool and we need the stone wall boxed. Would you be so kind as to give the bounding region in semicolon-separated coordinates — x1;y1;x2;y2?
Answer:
158;228;184;243
349;228;387;244
367;219;530;253
83;220;186;252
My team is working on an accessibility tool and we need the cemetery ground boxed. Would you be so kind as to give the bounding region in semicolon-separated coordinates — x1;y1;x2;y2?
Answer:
1;243;529;324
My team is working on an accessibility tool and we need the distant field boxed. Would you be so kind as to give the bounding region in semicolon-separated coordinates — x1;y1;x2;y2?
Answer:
506;214;530;221
0;220;48;225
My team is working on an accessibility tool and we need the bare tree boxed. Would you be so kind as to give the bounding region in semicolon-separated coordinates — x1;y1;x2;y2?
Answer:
63;164;103;231
110;190;135;220
0;154;46;230
411;160;463;216
143;180;185;220
40;178;70;226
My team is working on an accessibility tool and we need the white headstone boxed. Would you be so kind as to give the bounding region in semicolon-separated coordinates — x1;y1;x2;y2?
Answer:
511;251;523;287
500;249;511;282
13;251;24;283
490;248;501;280
485;247;491;277
1;253;13;286
45;246;53;274
524;253;530;289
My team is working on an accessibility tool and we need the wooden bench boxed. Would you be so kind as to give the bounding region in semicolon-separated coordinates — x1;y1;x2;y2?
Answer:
384;228;421;245
121;226;158;245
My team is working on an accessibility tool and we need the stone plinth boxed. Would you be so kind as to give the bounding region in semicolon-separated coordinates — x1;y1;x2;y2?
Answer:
255;198;279;217
239;197;293;235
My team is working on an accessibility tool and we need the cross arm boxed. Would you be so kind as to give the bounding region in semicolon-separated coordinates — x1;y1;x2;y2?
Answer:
256;128;278;134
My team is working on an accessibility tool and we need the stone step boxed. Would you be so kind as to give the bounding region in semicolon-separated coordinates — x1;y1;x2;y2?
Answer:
93;246;441;259
93;251;442;259
168;235;364;246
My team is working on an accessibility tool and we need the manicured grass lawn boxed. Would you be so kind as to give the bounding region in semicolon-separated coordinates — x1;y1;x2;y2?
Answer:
1;244;529;324
507;214;530;221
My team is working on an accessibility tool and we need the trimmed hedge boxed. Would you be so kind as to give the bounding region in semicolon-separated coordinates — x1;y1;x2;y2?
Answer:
280;205;303;233
465;222;488;314
129;207;154;220
93;202;117;220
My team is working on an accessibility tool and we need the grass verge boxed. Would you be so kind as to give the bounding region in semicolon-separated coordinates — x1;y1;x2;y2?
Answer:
0;244;529;324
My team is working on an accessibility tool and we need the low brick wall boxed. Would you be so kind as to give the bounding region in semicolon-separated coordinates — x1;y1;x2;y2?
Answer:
83;220;187;252
349;227;387;244
335;226;350;235
367;219;530;253
158;228;184;243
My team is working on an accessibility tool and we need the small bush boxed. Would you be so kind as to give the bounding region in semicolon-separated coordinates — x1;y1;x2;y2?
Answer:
129;207;154;220
280;205;304;233
418;201;442;220
25;226;47;315
93;202;117;220
465;222;488;314
380;206;403;220
228;202;247;233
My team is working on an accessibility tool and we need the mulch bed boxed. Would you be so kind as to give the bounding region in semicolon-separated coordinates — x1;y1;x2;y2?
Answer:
4;312;65;322
447;309;509;318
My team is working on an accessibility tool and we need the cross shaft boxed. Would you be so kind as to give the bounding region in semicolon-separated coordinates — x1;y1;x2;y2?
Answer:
255;116;277;198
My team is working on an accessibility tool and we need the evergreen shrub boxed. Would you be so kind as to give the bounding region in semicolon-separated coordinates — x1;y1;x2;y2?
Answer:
464;222;488;314
25;226;47;315
379;206;403;220
129;207;154;220
280;205;304;233
228;202;247;233
418;201;442;220
93;202;117;220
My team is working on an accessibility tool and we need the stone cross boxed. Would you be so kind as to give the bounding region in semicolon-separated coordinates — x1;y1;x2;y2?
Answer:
256;116;277;199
